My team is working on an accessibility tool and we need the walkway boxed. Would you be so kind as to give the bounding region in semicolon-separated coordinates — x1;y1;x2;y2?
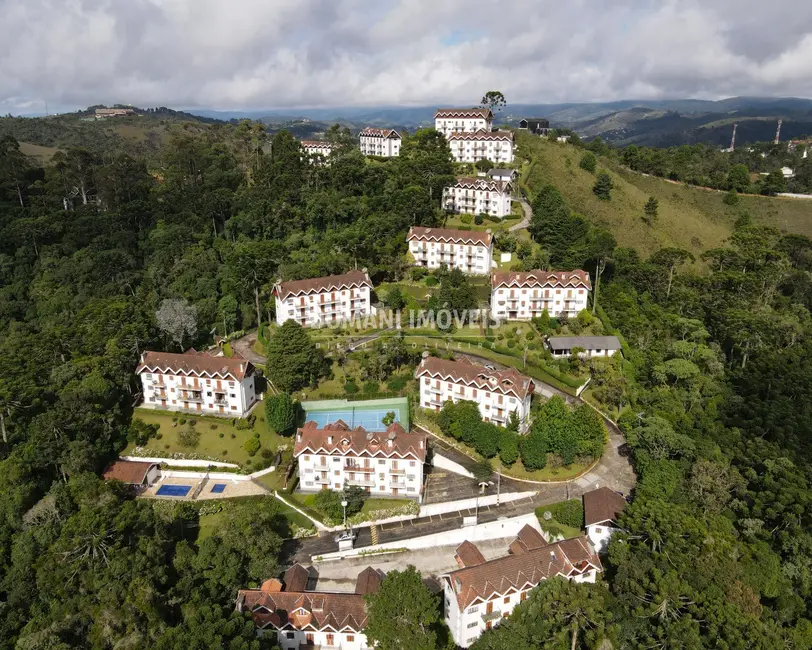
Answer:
230;331;267;365
509;196;532;232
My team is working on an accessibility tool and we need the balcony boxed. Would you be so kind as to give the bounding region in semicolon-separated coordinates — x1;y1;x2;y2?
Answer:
345;463;374;472
313;474;330;485
179;392;204;403
346;477;376;487
482;609;502;622
390;467;406;475
391;479;407;489
150;380;166;388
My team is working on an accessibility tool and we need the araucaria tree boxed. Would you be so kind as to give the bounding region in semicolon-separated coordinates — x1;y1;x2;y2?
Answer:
480;90;506;114
364;566;441;650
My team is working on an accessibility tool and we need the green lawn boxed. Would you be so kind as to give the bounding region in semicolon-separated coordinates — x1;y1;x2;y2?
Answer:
126;408;287;468
197;496;314;542
442;213;522;233
534;511;582;539
289;492;412;524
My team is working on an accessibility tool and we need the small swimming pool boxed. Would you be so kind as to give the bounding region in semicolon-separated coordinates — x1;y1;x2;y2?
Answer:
156;484;192;497
210;483;227;494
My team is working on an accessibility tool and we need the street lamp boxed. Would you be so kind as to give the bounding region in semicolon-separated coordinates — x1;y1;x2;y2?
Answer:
341;500;348;529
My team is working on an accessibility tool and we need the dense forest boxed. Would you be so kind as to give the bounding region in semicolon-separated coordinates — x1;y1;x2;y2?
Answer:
0;117;811;649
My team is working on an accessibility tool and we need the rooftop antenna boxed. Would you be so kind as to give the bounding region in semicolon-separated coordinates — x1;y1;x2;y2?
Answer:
729;123;738;152
774;119;782;145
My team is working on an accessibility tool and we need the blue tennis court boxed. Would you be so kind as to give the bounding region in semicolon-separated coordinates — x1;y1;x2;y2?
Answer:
155;484;192;497
306;408;403;432
210;483;227;494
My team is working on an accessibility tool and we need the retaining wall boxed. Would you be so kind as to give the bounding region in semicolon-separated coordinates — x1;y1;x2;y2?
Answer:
418;491;535;517
432;452;474;478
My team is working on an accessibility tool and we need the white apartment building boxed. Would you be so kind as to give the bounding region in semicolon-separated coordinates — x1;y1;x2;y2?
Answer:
448;130;515;164
415;356;534;432
237;564;383;650
443;177;513;218
547;336;622;359
294;420;428;500
490;270;591;321
583;487;627;553
407;226;493;275
442;525;602;648
434;108;493;138
300;140;335;158
359;128;401;157
274;270;374;327
136;350;257;417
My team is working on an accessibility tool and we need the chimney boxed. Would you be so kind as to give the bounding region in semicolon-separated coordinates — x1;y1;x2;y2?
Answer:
327;435;333;444
297;432;302;442
420;440;424;449
387;439;393;448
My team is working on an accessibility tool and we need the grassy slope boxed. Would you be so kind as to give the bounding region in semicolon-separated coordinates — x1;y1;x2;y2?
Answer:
516;131;812;259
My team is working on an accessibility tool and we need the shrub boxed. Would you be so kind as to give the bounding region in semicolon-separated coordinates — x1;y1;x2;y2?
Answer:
363;380;379;395
127;418;159;446
411;267;428;282
344;380;359;395
209;424;218;430
188;419;196;426
266;392;298;435
544;499;585;528
507;340;516;348
313;489;344;521
498;430;520;466
579;151;597;173
230;433;236;439
178;418;187;425
425;276;439;287
520;433;549;470
156;433;163;440
474;214;484;225
222;450;228;456
234;418;252;431
219;432;224;439
172;416;178;422
177;425;200;449
261;448;274;460
244;436;261;456
525;331;535;341
460;214;473;224
164;444;170;450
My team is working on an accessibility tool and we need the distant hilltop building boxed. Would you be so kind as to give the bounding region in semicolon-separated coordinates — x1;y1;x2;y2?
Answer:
434;108;494;138
359;128;401;157
518;118;550;135
95;107;136;119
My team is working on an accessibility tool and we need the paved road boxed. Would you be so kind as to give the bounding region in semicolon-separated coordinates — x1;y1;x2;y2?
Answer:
509;196;532;232
230;331;267;365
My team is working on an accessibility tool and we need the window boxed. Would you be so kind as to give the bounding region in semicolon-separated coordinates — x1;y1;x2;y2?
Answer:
595;527;603;534
230;405;237;411
467;622;478;629
504;596;510;604
521;592;527;601
304;455;310;461
333;457;341;462
305;481;313;487
286;632;295;639
378;459;385;465
149;396;155;402
410;461;415;467
145;373;152;380
467;606;479;614
346;635;354;642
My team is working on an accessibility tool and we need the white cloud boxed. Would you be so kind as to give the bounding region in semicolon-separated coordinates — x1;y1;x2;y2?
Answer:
0;0;811;112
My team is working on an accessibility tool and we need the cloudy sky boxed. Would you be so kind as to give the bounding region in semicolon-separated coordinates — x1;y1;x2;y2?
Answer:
2;0;812;114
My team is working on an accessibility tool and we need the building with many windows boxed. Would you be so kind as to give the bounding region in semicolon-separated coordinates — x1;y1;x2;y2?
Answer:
407;226;493;275
415;356;534;432
300;140;335;158
237;563;383;650
359;128;401;157
273;270;374;327
518;117;550;135
448;131;514;163
434;108;493;137
294;420;427;500
136;350;257;416
443;177;513;218
490;270;591;321
442;525;602;647
583;486;627;553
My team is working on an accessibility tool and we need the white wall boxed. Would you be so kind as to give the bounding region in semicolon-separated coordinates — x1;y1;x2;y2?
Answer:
586;523;619;553
431;452;475;479
435;116;492;137
409;239;492;275
419;491;535;517
276;285;373;327
490;286;589;321
448;137;514;163
140;371;256;417
273;628;368;650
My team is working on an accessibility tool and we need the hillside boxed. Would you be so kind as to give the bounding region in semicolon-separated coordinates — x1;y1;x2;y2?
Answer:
516;131;812;258
0;109;218;161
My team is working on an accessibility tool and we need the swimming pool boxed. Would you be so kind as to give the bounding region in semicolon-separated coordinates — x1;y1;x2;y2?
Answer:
155;484;192;497
210;483;227;494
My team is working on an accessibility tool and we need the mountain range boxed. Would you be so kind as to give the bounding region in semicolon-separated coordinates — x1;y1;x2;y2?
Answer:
190;96;812;147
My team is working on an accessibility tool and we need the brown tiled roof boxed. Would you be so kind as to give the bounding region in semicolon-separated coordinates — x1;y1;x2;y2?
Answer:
435;108;493;120
509;524;548;555
360;127;400;139
355;567;385;595
294;420;427;462
444;534;601;611
455;541;486;568
415;356;534;400
448;177;512;193
102;460;158;484
275;270;372;301
407;226;492;247
583;487;627;526
448;130;513;142
136;350;253;381
491;269;592;291
284;564;310;592
300;140;335;148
